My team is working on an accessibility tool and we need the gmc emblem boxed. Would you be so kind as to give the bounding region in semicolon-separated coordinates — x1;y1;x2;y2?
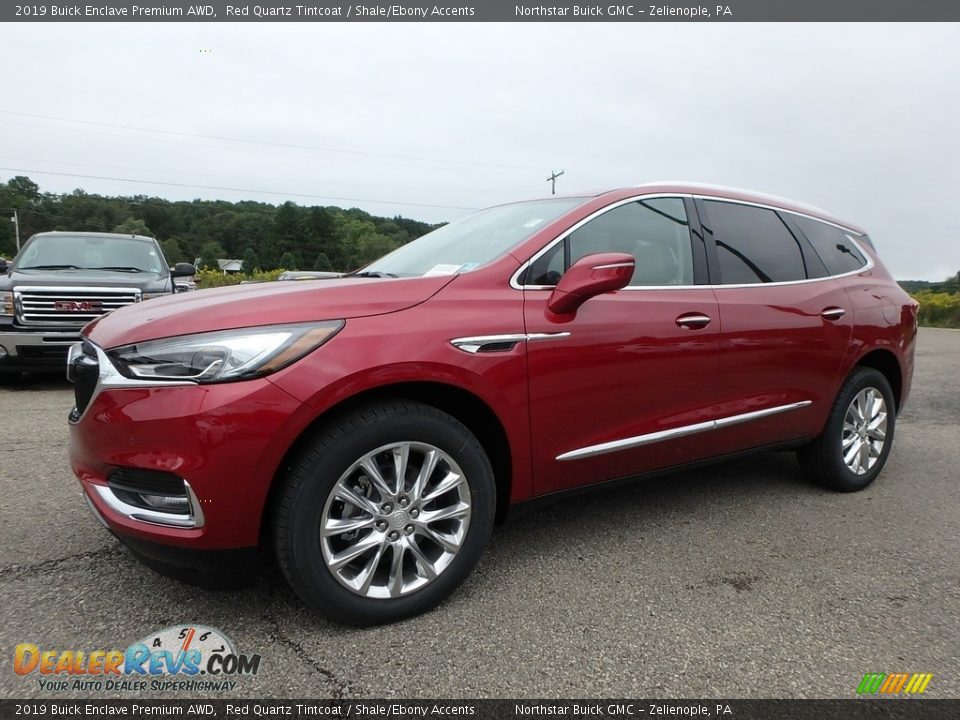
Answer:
54;300;102;312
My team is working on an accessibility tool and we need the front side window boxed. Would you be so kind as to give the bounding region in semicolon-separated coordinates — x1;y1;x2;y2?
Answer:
525;197;695;287
792;215;867;276
703;200;808;284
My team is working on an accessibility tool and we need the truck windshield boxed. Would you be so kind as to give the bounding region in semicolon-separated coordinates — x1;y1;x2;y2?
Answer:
15;235;166;274
358;198;585;278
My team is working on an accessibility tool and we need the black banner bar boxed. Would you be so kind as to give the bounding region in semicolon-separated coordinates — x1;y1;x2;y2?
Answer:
4;0;960;22
2;700;960;720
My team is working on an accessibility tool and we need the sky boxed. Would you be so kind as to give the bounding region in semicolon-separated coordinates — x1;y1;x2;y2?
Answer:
1;22;958;280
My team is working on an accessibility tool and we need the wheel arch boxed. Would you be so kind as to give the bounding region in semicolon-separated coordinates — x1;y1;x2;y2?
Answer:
853;348;903;411
260;380;515;543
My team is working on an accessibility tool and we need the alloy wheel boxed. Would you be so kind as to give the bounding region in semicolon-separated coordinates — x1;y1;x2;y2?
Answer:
841;387;888;475
320;441;472;599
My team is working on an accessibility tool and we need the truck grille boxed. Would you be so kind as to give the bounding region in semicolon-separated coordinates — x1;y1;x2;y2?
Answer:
15;286;141;326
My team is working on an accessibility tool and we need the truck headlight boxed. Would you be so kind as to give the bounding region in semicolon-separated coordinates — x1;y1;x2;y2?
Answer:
107;321;344;383
1;291;12;316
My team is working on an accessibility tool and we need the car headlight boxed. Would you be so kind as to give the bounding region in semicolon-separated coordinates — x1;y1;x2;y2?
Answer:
107;321;344;383
1;291;12;317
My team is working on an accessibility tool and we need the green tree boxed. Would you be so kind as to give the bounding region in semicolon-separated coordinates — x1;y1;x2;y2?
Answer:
242;247;260;273
278;251;301;270
313;252;333;271
159;237;185;265
112;217;153;237
198;241;226;271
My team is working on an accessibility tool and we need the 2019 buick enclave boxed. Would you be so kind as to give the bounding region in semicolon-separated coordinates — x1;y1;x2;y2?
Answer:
68;183;918;625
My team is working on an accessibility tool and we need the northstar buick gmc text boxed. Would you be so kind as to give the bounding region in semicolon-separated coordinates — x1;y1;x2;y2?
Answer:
66;183;918;625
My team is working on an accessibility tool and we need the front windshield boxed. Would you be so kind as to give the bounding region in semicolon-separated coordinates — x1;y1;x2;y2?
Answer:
361;198;585;278
15;235;166;274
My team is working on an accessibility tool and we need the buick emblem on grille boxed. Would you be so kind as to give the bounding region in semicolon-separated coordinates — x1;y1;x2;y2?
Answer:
54;300;103;312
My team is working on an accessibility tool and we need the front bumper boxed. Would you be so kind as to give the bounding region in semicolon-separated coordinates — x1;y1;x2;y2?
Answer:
69;373;316;550
0;328;82;371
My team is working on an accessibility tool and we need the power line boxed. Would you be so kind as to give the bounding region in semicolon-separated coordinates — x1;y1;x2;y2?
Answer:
0;154;509;197
0;110;550;174
0;167;479;212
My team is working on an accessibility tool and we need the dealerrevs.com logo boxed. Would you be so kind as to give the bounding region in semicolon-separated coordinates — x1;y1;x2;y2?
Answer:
13;625;261;693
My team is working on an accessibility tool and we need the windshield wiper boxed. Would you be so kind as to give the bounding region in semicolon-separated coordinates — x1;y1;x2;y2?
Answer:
85;266;146;273
351;271;399;278
18;264;83;270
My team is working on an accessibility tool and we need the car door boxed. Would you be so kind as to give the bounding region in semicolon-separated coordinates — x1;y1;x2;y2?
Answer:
695;198;854;451
521;195;722;496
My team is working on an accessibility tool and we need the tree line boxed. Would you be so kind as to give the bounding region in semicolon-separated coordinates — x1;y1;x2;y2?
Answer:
0;176;438;271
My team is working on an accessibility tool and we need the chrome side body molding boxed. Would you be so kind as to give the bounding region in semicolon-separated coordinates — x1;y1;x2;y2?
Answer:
556;400;812;461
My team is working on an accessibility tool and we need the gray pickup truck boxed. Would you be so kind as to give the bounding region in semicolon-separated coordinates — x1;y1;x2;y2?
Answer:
0;231;195;382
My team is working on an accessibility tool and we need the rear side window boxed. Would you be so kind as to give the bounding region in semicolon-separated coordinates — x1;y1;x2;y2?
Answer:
703;200;808;284
791;215;867;276
526;197;694;287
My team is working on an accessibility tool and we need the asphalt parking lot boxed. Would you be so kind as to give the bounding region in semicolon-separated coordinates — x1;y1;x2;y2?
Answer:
0;327;957;700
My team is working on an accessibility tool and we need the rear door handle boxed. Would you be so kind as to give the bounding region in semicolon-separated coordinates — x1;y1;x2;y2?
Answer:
675;313;712;329
821;307;846;320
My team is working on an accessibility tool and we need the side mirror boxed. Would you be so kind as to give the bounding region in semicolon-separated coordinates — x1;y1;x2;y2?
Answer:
170;262;196;278
547;252;634;315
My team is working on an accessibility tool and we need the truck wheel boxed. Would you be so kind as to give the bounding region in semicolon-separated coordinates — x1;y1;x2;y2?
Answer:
274;401;495;625
798;367;896;492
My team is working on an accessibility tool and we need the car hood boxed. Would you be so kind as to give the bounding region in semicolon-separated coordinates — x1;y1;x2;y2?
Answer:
2;268;168;290
84;275;456;349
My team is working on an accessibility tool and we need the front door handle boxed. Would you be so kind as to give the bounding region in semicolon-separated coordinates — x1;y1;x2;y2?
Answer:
821;307;846;320
676;313;712;329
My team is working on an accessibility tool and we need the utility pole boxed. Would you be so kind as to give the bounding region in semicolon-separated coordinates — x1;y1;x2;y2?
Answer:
546;170;565;195
9;211;19;252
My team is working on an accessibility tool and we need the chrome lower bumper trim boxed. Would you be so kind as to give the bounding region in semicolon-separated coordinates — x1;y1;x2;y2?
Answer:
90;481;205;529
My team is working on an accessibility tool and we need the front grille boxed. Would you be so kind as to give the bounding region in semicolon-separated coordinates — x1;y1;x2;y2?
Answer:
15;286;140;326
69;340;99;419
17;345;71;363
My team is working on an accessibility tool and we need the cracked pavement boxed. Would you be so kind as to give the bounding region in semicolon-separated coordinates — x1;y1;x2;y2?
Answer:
0;328;958;699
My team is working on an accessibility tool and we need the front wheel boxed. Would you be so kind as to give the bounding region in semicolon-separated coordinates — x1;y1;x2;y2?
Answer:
273;401;495;625
798;367;896;492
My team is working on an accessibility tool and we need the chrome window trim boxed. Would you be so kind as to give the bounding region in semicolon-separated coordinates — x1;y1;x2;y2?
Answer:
450;332;570;354
556;400;812;461
510;193;873;292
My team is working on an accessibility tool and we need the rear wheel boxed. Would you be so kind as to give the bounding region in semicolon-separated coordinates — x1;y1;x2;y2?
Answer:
798;367;895;492
274;401;495;625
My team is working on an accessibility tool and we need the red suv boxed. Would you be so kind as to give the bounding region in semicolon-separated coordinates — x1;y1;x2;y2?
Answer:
68;183;918;625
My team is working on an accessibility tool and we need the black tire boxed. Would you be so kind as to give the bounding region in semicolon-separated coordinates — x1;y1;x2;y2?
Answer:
798;367;896;492
274;401;495;626
0;371;20;386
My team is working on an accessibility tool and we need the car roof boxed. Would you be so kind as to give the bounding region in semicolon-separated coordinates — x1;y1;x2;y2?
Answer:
514;182;866;235
605;182;866;234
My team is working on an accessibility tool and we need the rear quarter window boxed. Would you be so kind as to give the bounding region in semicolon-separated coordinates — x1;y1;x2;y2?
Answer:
791;215;868;276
